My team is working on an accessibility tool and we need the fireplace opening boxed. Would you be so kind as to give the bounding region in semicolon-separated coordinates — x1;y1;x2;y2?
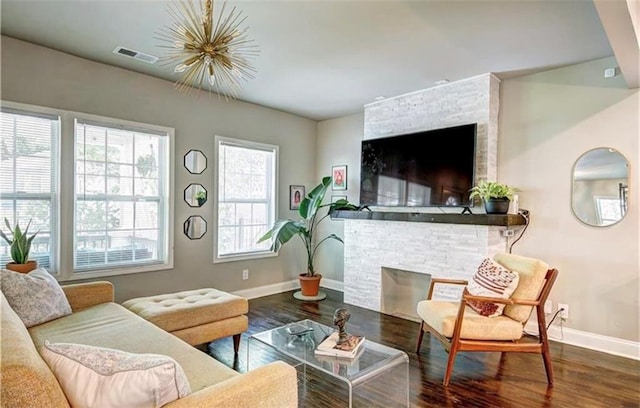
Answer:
381;267;431;322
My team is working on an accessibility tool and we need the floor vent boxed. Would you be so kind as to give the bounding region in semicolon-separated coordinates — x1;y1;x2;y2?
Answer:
113;46;158;64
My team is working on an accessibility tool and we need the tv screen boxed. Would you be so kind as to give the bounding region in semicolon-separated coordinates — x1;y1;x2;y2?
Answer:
360;124;477;207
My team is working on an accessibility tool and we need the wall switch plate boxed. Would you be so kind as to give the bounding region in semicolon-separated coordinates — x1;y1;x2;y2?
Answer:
242;269;249;280
604;67;617;78
558;303;569;320
544;300;552;314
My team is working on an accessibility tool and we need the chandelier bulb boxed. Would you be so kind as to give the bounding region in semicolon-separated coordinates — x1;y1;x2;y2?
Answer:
204;55;213;66
231;68;242;79
174;41;185;49
174;63;187;73
208;73;216;86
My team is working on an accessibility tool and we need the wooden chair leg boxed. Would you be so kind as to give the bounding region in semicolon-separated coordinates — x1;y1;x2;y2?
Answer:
416;322;425;353
233;333;241;354
541;347;554;385
443;346;458;386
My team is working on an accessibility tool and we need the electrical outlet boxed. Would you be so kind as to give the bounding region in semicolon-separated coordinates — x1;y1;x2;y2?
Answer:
558;303;569;320
242;269;249;280
544;300;552;314
502;229;515;237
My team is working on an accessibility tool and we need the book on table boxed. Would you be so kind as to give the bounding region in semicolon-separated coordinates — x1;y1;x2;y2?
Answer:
314;332;365;358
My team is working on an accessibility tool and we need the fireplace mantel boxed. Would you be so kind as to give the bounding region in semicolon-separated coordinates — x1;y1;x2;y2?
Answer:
331;210;526;227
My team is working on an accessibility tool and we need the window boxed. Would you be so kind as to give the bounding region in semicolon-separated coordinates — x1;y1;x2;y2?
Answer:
0;101;173;280
214;136;277;262
0;107;59;271
73;119;172;273
594;196;622;226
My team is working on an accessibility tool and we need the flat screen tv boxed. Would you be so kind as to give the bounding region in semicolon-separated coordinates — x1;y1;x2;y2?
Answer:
360;123;477;207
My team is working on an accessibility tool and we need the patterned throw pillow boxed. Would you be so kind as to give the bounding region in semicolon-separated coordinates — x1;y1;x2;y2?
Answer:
0;268;72;327
466;258;520;317
42;341;191;408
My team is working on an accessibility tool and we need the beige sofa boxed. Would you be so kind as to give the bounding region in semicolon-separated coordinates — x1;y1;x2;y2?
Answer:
1;281;298;407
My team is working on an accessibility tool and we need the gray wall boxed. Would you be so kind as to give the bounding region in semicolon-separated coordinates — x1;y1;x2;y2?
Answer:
1;36;317;302
499;56;639;342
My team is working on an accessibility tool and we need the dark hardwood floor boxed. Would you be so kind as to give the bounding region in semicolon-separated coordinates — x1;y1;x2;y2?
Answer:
207;289;640;408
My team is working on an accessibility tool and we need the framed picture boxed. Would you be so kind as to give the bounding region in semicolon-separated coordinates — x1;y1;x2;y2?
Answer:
289;185;305;210
331;165;347;190
331;195;347;203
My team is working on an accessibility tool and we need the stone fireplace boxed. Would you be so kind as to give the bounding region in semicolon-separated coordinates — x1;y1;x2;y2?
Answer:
343;219;507;315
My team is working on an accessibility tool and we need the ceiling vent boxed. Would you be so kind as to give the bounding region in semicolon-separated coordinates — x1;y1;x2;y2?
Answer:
113;46;158;64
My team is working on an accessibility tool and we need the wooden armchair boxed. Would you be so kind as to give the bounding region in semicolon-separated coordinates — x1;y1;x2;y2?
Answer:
415;253;559;386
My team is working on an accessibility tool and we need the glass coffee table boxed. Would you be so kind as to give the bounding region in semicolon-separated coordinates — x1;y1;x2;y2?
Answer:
248;319;409;407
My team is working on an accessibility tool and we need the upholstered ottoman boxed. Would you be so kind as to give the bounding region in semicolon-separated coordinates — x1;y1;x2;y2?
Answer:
122;288;248;353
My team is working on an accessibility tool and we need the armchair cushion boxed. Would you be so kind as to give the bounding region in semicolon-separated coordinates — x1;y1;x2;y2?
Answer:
417;300;524;340
466;258;519;317
494;253;550;322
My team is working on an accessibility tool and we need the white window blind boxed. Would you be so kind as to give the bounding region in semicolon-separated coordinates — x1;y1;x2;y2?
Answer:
215;136;277;261
74;119;170;272
0;108;59;270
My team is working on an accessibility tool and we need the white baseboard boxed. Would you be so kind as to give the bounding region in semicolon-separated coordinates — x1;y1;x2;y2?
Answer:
232;277;344;300
525;322;640;361
231;280;298;300
320;278;344;292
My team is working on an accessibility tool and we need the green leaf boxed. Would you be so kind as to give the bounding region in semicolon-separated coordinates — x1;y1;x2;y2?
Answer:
257;219;305;252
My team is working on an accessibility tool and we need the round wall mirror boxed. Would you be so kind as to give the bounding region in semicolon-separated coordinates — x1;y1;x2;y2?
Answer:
184;215;207;239
572;148;629;227
184;183;207;207
184;150;207;174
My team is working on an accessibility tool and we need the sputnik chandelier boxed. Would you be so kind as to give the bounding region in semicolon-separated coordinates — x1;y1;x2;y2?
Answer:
157;0;258;98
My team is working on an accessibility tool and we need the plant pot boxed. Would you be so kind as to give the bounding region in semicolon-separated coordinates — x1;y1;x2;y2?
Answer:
484;198;510;214
299;273;322;297
6;260;38;274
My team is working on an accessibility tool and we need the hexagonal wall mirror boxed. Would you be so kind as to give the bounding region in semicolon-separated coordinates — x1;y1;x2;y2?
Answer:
184;215;207;240
184;183;207;207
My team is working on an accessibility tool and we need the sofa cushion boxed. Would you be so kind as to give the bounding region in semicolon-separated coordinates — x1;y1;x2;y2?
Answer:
466;258;519;317
42;341;191;408
1;268;72;327
29;302;239;393
0;292;70;407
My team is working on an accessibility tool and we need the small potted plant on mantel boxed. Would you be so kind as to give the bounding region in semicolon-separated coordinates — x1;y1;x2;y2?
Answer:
258;176;352;299
0;218;40;273
469;180;518;214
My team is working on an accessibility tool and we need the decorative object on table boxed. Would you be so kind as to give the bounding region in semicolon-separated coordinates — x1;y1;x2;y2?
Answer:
289;185;305;210
157;0;258;97
469;180;519;214
331;165;347;190
184;150;207;174
258;177;356;300
314;309;364;358
285;323;314;337
0;218;39;273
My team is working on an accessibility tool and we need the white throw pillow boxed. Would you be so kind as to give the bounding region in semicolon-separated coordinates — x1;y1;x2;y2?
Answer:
466;258;520;317
42;341;191;408
0;268;72;327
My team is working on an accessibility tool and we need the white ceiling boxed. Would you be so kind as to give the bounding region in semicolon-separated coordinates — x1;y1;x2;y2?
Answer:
1;0;615;121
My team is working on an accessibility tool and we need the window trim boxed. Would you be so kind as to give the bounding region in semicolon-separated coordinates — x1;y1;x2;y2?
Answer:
213;135;278;264
1;101;175;281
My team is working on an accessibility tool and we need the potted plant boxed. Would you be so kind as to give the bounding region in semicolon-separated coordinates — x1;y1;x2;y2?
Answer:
469;180;518;214
258;176;348;298
0;218;39;273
